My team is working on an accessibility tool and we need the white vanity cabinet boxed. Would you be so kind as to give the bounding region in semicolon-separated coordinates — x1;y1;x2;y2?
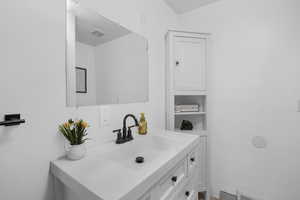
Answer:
137;146;201;200
51;132;202;200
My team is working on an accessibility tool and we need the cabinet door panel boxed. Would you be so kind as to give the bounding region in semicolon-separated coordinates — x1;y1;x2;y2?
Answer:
173;179;197;200
174;37;206;91
157;159;187;200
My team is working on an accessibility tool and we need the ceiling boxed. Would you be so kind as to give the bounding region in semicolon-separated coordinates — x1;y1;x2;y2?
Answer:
73;5;130;46
164;0;220;14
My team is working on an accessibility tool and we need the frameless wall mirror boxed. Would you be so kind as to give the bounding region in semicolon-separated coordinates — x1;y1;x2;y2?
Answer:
66;0;149;106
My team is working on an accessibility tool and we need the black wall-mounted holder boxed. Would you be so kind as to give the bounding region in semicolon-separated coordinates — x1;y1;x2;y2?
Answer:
0;114;25;126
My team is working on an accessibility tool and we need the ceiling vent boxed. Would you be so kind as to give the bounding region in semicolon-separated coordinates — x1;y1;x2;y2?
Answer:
91;29;104;37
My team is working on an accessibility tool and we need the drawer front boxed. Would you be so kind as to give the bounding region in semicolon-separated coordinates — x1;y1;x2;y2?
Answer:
174;180;197;200
187;147;198;175
158;159;187;200
138;193;152;200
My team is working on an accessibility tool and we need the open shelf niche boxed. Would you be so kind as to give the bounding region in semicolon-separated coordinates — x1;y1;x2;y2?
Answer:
174;95;207;132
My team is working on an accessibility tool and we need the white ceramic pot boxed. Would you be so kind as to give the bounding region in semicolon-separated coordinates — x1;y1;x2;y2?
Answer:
66;143;87;160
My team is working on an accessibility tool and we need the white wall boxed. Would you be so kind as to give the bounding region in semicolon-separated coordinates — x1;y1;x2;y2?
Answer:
0;0;177;200
76;42;97;106
95;33;148;104
66;6;76;106
179;0;300;199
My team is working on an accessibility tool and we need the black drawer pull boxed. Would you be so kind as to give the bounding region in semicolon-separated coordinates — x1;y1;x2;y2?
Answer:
190;157;195;162
171;176;177;182
185;191;190;197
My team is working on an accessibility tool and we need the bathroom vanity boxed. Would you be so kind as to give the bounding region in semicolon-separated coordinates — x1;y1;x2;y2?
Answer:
51;130;203;200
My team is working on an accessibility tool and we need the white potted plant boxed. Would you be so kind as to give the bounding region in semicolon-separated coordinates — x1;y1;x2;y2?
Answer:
58;119;89;160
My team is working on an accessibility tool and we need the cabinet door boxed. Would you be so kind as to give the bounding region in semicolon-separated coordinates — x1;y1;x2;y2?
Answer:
174;36;206;91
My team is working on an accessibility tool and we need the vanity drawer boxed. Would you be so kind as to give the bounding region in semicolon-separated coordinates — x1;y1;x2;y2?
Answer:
138;192;152;200
187;147;198;175
174;180;197;200
157;159;187;200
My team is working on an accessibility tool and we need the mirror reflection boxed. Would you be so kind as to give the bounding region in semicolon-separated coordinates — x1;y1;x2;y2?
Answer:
66;1;149;106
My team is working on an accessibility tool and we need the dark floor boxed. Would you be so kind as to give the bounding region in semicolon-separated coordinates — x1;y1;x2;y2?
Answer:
198;192;206;200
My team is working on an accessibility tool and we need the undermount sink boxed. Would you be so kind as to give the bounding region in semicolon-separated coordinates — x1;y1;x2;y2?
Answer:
50;130;200;200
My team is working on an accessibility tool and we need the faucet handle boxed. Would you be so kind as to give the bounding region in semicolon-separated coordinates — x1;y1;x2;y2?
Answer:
113;129;124;144
127;125;137;141
113;129;121;133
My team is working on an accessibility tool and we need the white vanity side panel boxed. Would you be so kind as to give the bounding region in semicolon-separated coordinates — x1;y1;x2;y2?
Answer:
64;184;80;200
198;136;207;191
51;163;102;200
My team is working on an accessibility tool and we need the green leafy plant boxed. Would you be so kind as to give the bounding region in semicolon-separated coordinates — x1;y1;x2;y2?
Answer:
58;119;89;145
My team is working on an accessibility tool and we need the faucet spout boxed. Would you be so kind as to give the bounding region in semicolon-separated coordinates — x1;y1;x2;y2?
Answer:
123;114;139;128
122;114;139;141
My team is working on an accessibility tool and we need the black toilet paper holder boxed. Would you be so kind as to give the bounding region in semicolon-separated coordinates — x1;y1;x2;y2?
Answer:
0;114;25;126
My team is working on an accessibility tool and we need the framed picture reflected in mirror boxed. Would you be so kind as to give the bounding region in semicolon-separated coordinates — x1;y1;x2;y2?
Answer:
75;67;87;93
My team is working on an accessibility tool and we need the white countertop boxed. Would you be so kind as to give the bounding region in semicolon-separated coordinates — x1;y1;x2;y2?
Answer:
50;130;200;200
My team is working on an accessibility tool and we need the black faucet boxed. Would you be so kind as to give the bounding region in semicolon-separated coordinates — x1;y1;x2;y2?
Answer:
113;114;139;144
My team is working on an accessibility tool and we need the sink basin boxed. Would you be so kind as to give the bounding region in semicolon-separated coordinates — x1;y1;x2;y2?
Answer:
106;135;178;165
50;130;199;200
75;135;182;178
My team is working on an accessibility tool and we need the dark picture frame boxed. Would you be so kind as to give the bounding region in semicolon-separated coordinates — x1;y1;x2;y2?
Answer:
75;67;87;93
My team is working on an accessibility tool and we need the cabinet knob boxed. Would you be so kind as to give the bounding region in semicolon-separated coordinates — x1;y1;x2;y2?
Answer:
175;61;180;66
171;176;177;182
190;157;195;162
185;191;190;197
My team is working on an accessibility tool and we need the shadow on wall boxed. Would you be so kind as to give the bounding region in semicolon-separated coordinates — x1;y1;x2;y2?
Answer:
43;173;55;200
